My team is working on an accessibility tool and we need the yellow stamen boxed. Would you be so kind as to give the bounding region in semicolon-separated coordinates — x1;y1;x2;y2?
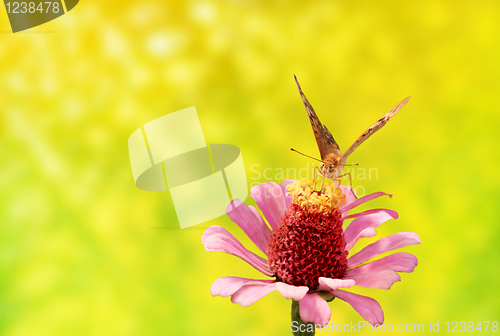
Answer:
287;180;346;214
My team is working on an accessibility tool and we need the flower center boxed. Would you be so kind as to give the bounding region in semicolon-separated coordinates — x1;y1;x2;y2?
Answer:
267;180;348;289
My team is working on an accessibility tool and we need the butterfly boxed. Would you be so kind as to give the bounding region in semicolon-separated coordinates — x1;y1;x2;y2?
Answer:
293;75;410;183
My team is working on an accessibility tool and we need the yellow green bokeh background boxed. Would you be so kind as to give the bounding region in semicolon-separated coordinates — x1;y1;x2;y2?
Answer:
1;1;499;335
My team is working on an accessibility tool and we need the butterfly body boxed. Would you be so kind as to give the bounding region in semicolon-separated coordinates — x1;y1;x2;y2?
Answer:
320;153;343;179
293;75;410;182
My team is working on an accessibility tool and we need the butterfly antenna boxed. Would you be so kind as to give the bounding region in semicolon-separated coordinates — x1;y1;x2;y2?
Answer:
339;163;359;167
290;148;322;162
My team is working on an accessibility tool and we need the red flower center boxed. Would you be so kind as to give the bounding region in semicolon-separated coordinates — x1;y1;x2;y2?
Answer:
266;181;348;290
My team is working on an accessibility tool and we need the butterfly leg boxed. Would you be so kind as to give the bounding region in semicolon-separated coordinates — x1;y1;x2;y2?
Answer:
313;166;320;185
311;166;327;193
313;166;323;189
337;172;358;200
320;172;327;194
332;178;342;190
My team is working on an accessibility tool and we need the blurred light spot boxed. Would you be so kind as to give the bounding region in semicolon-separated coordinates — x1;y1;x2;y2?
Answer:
166;63;192;84
129;4;163;26
63;96;84;123
19;189;52;224
87;127;110;148
421;2;449;28
102;27;129;59
7;72;26;92
80;3;99;22
146;33;179;56
208;28;230;52
40;74;58;96
6;110;65;177
191;2;217;23
128;64;152;87
116;98;136;122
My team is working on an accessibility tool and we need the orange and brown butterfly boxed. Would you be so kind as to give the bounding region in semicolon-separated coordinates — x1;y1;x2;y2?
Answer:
293;75;410;183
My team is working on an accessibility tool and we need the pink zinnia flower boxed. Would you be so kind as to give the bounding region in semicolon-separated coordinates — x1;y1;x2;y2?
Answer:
202;180;420;327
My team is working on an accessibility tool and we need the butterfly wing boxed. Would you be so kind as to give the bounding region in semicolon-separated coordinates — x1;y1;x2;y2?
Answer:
339;96;411;166
294;75;341;159
322;124;341;154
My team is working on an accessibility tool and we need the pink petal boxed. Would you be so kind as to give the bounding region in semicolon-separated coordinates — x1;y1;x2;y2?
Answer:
280;180;295;208
347;232;421;268
344;253;418;289
342;208;394;221
340;192;392;215
346;252;418;275
250;182;287;230
231;282;278;306
202;225;274;276
275;282;309;301
210;277;274;297
299;292;331;325
317;277;356;291
344;210;398;251
226;199;272;254
344;269;401;289
330;289;384;326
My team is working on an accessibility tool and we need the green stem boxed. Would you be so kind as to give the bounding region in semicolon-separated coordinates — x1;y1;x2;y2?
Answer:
291;300;316;336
